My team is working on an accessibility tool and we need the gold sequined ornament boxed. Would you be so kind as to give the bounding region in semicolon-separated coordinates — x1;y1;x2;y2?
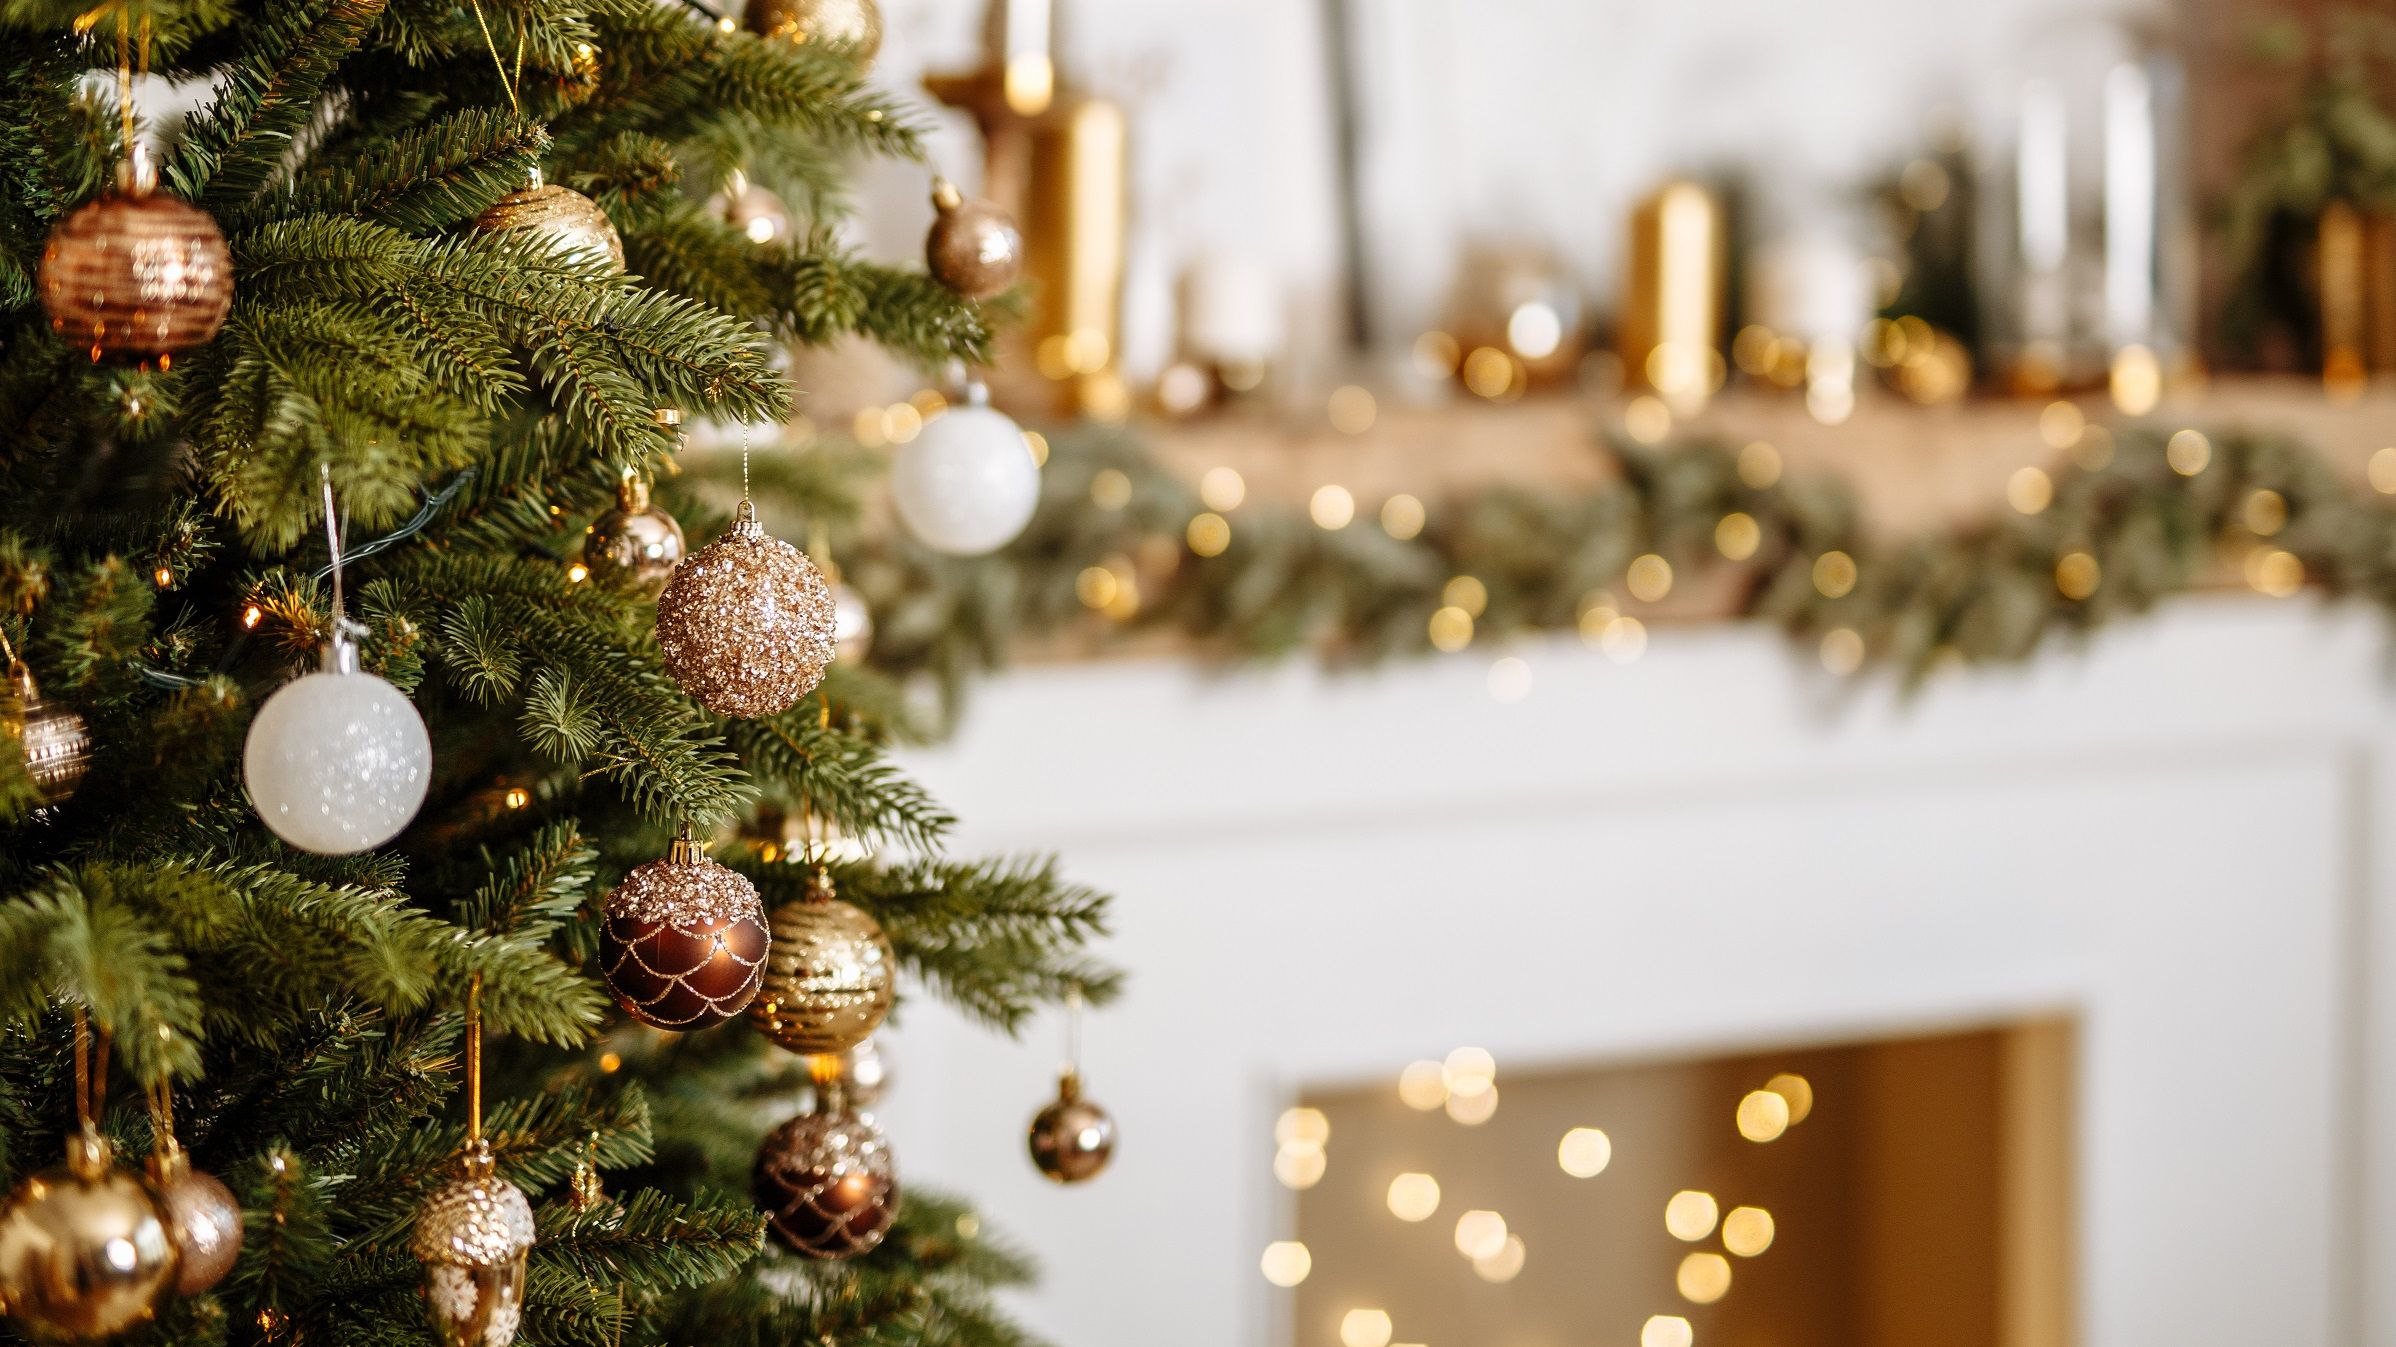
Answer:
39;148;231;369
925;179;1023;300
0;1126;177;1342
655;499;836;718
473;168;624;273
749;868;893;1055
753;1061;898;1259
743;0;882;64
3;652;90;806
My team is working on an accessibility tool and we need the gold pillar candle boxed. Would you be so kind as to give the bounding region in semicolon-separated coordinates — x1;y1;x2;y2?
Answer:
1619;180;1725;414
1022;96;1129;418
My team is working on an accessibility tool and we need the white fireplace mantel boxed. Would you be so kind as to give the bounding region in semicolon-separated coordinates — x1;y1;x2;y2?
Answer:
882;596;2396;1347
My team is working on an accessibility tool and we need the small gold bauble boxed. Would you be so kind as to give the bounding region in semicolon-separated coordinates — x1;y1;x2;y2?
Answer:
0;1130;177;1342
1027;1072;1115;1184
148;1147;242;1296
412;1143;534;1347
39;157;232;369
473;171;625;273
6;661;89;806
925;181;1023;300
753;1098;898;1260
583;473;686;596
743;0;882;63
749;873;893;1055
655;501;836;719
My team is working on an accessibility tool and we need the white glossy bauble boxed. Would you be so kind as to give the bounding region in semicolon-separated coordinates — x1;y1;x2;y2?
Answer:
889;405;1040;556
244;668;431;854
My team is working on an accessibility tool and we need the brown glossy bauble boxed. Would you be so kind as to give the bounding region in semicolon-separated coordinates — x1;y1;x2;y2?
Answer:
148;1147;242;1296
473;171;624;273
1027;1072;1115;1184
6;661;89;806
582;472;686;596
413;1142;534;1347
925;181;1023;300
0;1129;177;1342
749;872;893;1055
744;0;882;63
600;836;770;1030
40;158;231;369
753;1099;898;1259
655;501;836;719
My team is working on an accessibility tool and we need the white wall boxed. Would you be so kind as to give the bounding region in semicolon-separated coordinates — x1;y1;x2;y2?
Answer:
883;597;2396;1347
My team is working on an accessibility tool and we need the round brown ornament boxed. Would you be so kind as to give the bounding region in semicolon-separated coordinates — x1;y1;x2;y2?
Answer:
0;1128;177;1342
656;499;836;719
600;834;770;1030
1026;1071;1114;1184
753;1093;897;1259
749;871;893;1055
40;155;231;369
148;1144;242;1296
413;1142;534;1347
744;0;882;63
473;169;624;273
925;180;1023;300
5;660;89;806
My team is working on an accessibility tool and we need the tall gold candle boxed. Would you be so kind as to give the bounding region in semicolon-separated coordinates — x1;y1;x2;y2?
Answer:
1619;180;1724;413
1024;96;1129;418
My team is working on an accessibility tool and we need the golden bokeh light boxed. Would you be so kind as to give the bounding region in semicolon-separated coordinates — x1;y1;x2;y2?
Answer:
1714;512;1761;561
1677;1252;1732;1304
2166;429;2211;476
1340;1308;1394;1347
2372;447;2396;495
1428;605;1474;652
1381;493;1426;540
1187;512;1232;558
1398;1060;1447;1111
2110;344;2161;415
2007;466;2053;515
2243;489;2287;537
2055;551;2100;601
1311;484;1357;530
1075;566;1119;611
1601;615;1649;664
1557;1127;1612;1178
1464;346;1520;400
1329;384;1379;435
1452;1209;1507;1260
1260;1241;1312;1287
1819;627;1865;675
2038;400;2084;450
1487;656;1533;704
2246;546;2303;597
1022;430;1050;466
1386;1172;1441;1222
1723;1206;1776;1257
1446;1084;1499;1125
1442;1047;1495;1097
1737;440;1782;489
1273;1146;1326;1190
852;407;887;448
1811;550;1857;599
1090;468;1134;510
1443;575;1489;616
1276;1107;1329;1148
1736;1089;1790;1142
1473;1234;1527;1284
1642;1315;1695;1347
1200;466;1246;512
1765;1073;1813;1123
1627;554;1673;603
883;402;924;444
1665;1190;1720;1241
1414;330;1463;379
1623;395;1673;445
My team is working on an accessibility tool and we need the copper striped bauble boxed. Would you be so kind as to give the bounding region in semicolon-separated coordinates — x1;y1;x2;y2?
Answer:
39;166;231;369
748;872;893;1055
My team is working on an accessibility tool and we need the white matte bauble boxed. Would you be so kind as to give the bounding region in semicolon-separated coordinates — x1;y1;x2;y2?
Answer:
244;647;431;855
889;400;1040;556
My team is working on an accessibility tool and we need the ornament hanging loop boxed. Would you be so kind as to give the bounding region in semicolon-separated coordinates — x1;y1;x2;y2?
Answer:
318;465;369;671
1060;981;1083;1087
68;1005;113;1178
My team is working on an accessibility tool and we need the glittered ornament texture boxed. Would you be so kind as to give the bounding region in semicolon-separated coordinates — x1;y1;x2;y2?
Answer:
413;1169;534;1347
753;1105;898;1259
600;845;770;1030
749;890;894;1055
656;508;835;719
40;185;232;366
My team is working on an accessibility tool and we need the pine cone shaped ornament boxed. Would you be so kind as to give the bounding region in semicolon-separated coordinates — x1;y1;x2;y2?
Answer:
753;1084;898;1260
600;833;770;1030
656;500;836;718
749;869;894;1055
413;1142;534;1347
39;150;231;369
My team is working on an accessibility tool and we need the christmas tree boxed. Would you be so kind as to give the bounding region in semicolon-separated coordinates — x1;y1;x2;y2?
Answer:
0;0;1116;1343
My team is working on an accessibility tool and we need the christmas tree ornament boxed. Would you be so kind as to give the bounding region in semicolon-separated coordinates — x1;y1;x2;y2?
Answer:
599;830;770;1030
0;1014;176;1342
831;582;873;663
753;1060;898;1259
744;0;882;64
473;168;624;273
925;179;1023;300
1;637;90;806
567;1133;604;1213
889;383;1041;556
750;868;894;1055
656;486;836;718
243;473;431;855
416;978;534;1347
145;1083;241;1296
39;145;231;369
582;452;686;596
1025;985;1113;1184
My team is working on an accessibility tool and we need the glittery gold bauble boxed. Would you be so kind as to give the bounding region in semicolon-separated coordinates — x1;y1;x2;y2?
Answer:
744;0;882;63
473;172;625;273
39;158;231;369
655;501;836;719
600;836;770;1030
0;1129;177;1342
1027;1072;1114;1184
925;181;1023;300
753;1100;898;1259
5;661;89;806
582;473;685;596
148;1147;242;1296
413;1144;534;1347
749;873;893;1055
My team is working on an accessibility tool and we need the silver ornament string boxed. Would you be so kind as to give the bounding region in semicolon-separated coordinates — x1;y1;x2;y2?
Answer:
321;465;346;627
1062;981;1082;1081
